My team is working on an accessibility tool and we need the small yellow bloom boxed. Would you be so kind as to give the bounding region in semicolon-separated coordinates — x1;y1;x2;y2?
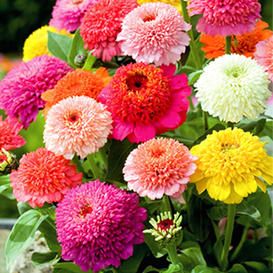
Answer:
190;128;273;204
137;0;182;13
23;25;72;62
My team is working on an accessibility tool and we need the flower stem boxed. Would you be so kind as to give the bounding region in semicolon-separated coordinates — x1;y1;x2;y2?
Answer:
166;243;184;272
86;154;101;179
203;111;209;131
162;195;172;212
220;204;236;271
180;0;202;69
231;224;249;262
225;36;232;54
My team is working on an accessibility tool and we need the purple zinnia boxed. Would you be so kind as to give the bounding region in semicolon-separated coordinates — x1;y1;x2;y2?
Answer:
0;55;71;128
50;0;98;32
56;180;147;272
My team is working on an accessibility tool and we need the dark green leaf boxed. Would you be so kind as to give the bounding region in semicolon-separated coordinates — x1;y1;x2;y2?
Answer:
32;251;60;266
0;174;14;199
144;233;167;258
236;205;261;226
191;265;221;273
5;209;48;271
228;264;248;273
207;206;227;221
244;261;271;273
54;262;93;273
48;31;72;62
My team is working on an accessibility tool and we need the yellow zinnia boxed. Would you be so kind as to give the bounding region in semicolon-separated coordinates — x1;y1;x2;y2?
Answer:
137;0;182;13
23;25;72;62
190;128;273;204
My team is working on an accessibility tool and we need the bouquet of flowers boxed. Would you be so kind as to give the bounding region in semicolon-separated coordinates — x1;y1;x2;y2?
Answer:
0;0;272;272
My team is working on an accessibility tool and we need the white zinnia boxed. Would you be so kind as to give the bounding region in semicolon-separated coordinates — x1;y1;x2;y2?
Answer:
195;54;271;123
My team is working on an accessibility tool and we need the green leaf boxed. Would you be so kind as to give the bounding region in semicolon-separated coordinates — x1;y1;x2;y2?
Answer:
188;70;203;86
207;205;227;221
32;252;60;266
237;118;266;135
144;233;167;258
68;30;87;68
236;205;261;226
17;202;32;215
228;264;248;273
260;136;273;156
5;209;48;271
143;265;162;273
82;52;96;71
244;261;271;273
191;265;220;273
0;174;14;199
119;244;148;273
181;246;206;266
48;31;72;62
54;262;94;273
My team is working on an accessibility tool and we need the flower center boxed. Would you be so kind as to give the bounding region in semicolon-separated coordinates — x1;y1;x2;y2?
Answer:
68;113;80;123
80;204;93;218
126;73;148;92
157;219;174;231
64;111;82;126
143;14;156;22
72;0;83;4
0;154;8;164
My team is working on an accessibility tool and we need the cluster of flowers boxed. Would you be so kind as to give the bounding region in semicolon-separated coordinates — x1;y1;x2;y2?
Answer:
0;0;272;272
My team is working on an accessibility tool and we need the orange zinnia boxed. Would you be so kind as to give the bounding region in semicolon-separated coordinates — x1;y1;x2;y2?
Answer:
42;68;111;116
200;21;272;59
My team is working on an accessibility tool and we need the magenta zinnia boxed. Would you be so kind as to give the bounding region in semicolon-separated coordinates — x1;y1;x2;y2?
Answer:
123;137;196;200
56;180;147;272
0;55;71;127
10;148;82;208
99;63;190;143
117;2;190;65
188;0;261;36
44;96;112;159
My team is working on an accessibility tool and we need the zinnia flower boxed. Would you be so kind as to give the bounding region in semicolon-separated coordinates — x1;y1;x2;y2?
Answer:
50;0;97;32
99;63;190;143
42;68;111;116
200;21;272;59
10;148;82;208
137;0;181;13
190;128;273;204
255;35;273;82
0;117;25;151
44;96;112;159
117;3;190;66
0;56;71;127
123;137;196;199
195;54;270;123
80;0;138;61
188;0;261;36
23;25;72;62
56;180;147;272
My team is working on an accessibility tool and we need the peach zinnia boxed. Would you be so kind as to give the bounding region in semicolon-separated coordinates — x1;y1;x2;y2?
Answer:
123;137;196;200
42;68;111;116
44;96;112;159
10;148;82;208
200;21;272;59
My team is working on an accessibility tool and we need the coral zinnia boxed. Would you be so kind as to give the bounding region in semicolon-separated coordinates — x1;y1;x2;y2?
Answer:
10;148;82;208
195;54;270;123
117;2;190;66
137;0;181;13
50;0;97;32
23;25;72;62
255;35;273;82
200;21;272;60
190;128;273;204
56;180;147;272
123;137;196;200
0;117;25;151
188;0;261;36
0;56;71;128
99;63;190;143
42;68;111;116
44;96;112;159
80;0;138;61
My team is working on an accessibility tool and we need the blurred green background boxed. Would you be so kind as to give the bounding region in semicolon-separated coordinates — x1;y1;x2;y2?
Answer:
0;0;272;219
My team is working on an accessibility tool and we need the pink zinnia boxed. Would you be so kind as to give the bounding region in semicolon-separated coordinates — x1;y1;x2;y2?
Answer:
80;0;138;61
117;2;191;66
99;63;191;143
56;180;147;272
0;55;71;128
50;0;97;32
188;0;261;36
0;117;25;151
123;137;196;200
44;96;112;159
255;35;273;82
10;148;82;208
